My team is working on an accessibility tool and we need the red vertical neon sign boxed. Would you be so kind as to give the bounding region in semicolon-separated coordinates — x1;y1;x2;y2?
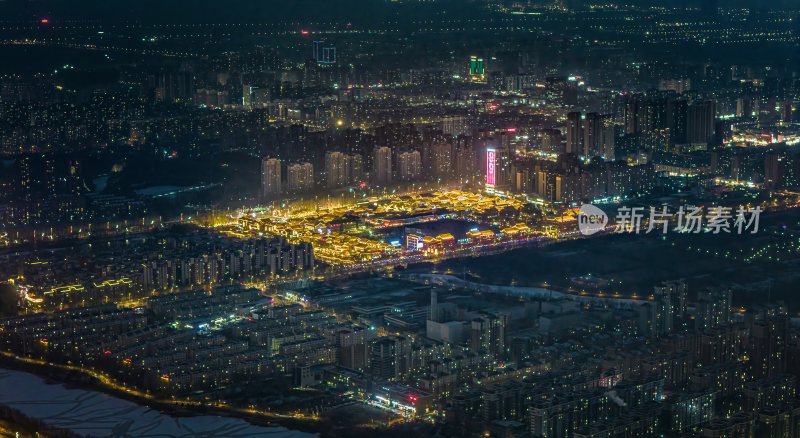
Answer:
486;149;496;186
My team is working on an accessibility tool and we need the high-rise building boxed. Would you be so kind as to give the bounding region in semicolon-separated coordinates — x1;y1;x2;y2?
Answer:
781;100;795;123
325;151;346;189
695;288;731;331
687;100;716;147
566;112;583;155
600;115;616;160
286;162;314;192
370;336;410;380
348;153;364;184
583;112;601;158
667;99;689;145
750;314;789;378
242;83;253;109
397;150;422;181
469;56;486;83
261;158;282;195
485;148;497;187
431;143;453;179
470;313;506;356
373;146;393;184
546;76;578;106
765;151;784;190
655;280;688;329
337;327;373;371
325;152;362;188
429;289;439;323
440;116;469;136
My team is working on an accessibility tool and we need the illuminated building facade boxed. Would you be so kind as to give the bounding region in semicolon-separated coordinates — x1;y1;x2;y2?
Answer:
469;56;485;83
486;148;496;187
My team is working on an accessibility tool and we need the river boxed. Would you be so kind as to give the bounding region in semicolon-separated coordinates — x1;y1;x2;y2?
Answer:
0;368;316;437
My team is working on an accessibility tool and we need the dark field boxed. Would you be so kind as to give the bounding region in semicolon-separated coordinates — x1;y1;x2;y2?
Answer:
422;209;800;313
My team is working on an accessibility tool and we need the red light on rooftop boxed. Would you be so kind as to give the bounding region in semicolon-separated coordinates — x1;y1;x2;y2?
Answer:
300;30;309;35
40;18;49;24
506;128;516;133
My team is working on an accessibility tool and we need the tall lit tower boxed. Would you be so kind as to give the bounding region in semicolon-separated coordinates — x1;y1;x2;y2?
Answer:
469;56;486;83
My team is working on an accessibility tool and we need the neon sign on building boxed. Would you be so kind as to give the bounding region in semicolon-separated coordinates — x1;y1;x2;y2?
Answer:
486;148;496;186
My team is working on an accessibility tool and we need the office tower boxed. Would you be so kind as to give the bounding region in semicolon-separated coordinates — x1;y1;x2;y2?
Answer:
764;151;785;190
485;146;502;188
261;158;282;196
429;289;439;323
566;112;583;155
313;40;336;65
687;100;716;146
372;146;393;184
397;150;422;181
583;112;601;158
286;162;314;192
242;83;253;108
469;56;486;83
